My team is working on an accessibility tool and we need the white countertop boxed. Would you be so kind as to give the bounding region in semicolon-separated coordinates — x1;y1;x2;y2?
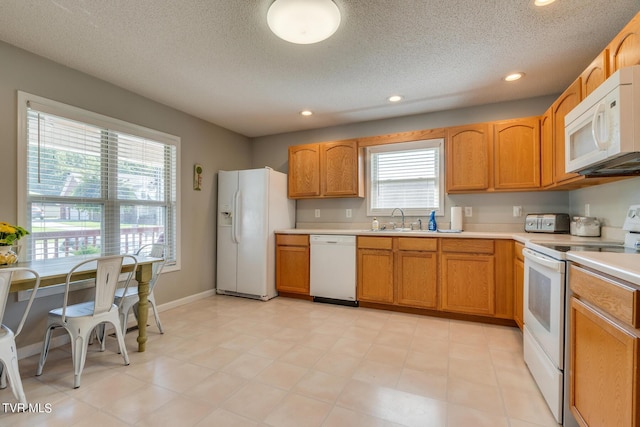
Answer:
276;228;640;284
276;228;618;245
566;252;640;286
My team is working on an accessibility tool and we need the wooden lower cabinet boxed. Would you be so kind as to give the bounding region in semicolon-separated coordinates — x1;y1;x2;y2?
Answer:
396;238;438;309
513;242;525;330
570;297;639;427
275;234;310;295
356;236;513;321
441;253;495;316
569;264;640;427
357;236;437;308
357;237;394;303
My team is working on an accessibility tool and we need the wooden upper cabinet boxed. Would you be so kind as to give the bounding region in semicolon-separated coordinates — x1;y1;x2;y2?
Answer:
609;12;640;73
321;140;363;197
288;140;363;199
445;123;491;192
288;144;321;198
552;78;582;184
581;50;610;98
540;108;554;188
493;117;540;190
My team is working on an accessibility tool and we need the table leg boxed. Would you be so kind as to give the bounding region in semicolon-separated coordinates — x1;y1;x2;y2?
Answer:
135;263;153;352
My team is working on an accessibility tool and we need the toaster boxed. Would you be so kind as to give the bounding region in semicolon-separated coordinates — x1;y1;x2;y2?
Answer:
524;213;570;233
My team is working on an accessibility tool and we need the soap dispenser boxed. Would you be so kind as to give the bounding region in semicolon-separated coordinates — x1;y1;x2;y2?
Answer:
372;217;379;231
428;210;437;231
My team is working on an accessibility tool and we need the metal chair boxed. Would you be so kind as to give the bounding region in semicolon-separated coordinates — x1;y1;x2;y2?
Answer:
36;255;137;388
115;244;166;335
0;267;40;404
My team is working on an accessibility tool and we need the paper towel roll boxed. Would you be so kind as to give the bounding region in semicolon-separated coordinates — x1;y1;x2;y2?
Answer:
451;206;463;231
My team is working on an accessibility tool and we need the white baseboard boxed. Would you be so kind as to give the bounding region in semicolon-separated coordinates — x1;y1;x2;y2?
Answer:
17;289;217;360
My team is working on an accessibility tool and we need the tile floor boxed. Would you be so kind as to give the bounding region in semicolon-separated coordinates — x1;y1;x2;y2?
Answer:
0;295;560;426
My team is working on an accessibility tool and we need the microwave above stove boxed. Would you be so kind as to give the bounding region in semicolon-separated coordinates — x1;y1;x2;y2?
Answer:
525;213;570;233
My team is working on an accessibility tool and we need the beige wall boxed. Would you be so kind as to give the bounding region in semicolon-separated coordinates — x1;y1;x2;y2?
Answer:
0;41;252;347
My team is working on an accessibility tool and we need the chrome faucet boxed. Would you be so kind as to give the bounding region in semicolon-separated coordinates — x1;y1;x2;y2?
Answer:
391;208;405;229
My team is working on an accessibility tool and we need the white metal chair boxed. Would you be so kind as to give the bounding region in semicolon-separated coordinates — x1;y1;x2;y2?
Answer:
0;267;40;404
36;255;137;388
115;244;166;335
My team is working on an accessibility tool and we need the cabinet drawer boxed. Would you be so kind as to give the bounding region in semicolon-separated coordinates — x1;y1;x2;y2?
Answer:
397;237;437;252
358;236;393;250
441;239;494;254
570;264;639;328
276;234;309;247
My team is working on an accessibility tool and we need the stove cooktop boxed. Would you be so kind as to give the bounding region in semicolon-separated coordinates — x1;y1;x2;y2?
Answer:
539;244;639;254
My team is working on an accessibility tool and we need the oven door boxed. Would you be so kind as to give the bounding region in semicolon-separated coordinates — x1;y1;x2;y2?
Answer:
523;248;566;368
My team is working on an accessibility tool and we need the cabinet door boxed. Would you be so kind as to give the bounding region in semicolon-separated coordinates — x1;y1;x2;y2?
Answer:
440;253;495;315
288;144;320;198
357;248;394;303
609;13;640;73
321;140;362;197
540;108;554;188
493;117;540;190
446;124;491;192
570;297;639;427
581;51;609;98
552;78;582;184
513;257;524;330
276;245;310;295
396;250;438;309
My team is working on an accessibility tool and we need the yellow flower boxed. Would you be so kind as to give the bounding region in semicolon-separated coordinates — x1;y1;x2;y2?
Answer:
0;223;16;234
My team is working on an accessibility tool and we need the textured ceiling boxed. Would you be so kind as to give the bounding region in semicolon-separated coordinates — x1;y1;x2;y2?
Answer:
1;1;639;137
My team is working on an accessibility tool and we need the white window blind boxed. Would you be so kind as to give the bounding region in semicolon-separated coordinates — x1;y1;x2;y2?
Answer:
18;92;179;266
367;139;444;217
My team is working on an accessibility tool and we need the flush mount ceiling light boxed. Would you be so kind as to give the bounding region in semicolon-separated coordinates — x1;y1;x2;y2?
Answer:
267;0;341;44
504;72;525;82
388;95;403;103
300;110;313;116
534;0;556;6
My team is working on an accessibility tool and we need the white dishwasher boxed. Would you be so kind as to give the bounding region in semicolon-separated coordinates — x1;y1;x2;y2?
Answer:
310;235;358;306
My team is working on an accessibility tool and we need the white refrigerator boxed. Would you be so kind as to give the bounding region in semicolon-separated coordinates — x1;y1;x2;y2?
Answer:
216;168;295;300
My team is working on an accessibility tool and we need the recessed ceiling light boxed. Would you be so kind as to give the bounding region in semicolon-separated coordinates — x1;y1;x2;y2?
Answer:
300;110;313;116
388;95;403;103
267;0;341;45
534;0;556;6
504;72;525;82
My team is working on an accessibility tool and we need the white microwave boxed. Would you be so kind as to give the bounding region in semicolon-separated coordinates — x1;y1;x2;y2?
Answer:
565;66;640;176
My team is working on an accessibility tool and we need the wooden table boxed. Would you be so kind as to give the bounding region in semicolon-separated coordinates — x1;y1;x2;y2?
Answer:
7;255;160;352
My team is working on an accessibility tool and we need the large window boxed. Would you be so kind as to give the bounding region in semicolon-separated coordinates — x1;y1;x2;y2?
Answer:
366;139;444;217
17;92;180;268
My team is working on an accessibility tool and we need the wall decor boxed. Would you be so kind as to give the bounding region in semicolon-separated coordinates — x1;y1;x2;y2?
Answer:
194;164;203;191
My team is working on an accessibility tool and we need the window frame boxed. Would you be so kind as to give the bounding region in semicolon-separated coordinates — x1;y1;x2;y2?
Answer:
16;91;181;272
365;138;445;218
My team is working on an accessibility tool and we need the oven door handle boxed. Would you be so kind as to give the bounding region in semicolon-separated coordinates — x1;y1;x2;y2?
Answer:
523;248;564;272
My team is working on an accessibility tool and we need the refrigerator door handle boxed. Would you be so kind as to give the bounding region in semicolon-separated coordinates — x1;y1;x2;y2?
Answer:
232;190;240;243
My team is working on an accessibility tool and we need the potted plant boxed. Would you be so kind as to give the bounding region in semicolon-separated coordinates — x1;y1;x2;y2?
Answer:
0;222;29;265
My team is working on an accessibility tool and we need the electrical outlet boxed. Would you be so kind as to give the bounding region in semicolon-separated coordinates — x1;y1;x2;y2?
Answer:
585;203;590;217
464;207;472;217
346;209;352;218
315;209;320;218
513;206;522;217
